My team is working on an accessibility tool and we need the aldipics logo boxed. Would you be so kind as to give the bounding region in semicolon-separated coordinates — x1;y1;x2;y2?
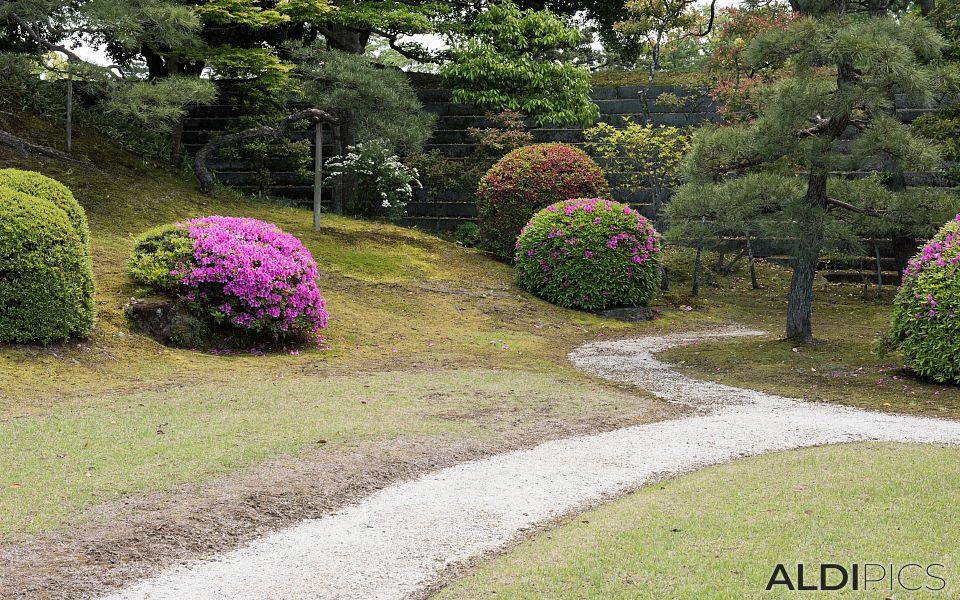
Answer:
766;563;947;592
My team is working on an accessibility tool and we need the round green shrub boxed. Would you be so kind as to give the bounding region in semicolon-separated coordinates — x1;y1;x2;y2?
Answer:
889;214;960;383
476;143;609;260
0;169;89;247
0;187;95;343
128;224;194;293
516;198;662;310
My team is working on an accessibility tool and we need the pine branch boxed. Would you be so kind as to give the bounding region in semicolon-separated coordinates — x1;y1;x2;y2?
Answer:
825;197;885;216
193;108;339;196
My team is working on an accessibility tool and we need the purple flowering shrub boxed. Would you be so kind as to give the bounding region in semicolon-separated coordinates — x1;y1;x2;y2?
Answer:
515;198;661;310
129;216;328;339
889;214;960;383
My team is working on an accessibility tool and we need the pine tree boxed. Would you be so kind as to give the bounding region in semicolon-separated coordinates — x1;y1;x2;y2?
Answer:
683;1;953;339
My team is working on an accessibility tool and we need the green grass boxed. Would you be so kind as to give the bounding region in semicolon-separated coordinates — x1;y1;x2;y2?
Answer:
0;368;655;536
655;253;960;420
436;443;960;599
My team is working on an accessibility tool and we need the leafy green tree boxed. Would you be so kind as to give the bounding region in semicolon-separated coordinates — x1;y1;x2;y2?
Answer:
440;1;598;127
584;119;691;218
683;4;949;339
615;0;709;82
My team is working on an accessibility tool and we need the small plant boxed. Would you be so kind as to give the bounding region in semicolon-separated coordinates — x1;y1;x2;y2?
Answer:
0;172;95;343
325;140;421;220
477;143;609;260
515;198;662;310
129;216;328;340
583;120;691;216
454;222;481;247
888;214;960;383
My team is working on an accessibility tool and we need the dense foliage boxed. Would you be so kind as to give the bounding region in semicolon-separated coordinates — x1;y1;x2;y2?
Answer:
476;143;609;260
889;215;960;383
0;181;95;343
129;216;328;339
516;198;661;309
295;47;436;155
683;6;950;339
441;1;598;126
324;140;421;219
583;119;691;215
0;168;90;247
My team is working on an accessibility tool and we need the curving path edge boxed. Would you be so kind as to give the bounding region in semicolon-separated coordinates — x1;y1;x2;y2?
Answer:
103;327;960;600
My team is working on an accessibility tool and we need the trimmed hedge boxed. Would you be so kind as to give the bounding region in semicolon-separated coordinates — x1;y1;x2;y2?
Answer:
889;214;960;383
0;168;90;247
516;198;662;310
0;186;95;343
476;143;609;260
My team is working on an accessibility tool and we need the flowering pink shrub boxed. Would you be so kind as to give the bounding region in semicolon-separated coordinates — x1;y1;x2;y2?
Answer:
131;216;328;339
476;143;609;260
889;214;960;383
515;198;661;310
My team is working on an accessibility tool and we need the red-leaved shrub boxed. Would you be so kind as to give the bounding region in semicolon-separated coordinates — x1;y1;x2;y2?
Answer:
476;143;609;259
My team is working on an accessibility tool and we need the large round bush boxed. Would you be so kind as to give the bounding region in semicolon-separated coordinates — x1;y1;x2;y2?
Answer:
129;216;328;338
0;168;89;247
476;143;609;260
0;187;95;343
889;214;960;383
516;198;662;310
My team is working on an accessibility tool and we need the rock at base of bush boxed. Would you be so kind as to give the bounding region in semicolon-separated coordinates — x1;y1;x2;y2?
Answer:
593;306;657;322
124;299;214;350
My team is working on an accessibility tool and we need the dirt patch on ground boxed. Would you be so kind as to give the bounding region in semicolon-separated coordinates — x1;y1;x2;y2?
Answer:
0;402;682;600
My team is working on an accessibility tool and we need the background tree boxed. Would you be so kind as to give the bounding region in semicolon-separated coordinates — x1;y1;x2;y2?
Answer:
440;1;598;127
683;5;948;340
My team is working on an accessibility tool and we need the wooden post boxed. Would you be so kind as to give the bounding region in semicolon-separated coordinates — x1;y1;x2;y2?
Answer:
65;60;73;153
313;119;323;231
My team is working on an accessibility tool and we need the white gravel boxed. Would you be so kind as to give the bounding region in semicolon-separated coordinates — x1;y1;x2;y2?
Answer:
103;326;960;600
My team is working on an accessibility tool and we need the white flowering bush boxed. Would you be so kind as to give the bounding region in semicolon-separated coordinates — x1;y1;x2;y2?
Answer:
324;140;421;220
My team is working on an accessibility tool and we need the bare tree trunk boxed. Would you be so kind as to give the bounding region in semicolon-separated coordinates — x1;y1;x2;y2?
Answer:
332;124;344;214
168;115;185;166
313;120;324;231
786;172;828;340
65;64;73;153
747;234;759;290
338;111;358;214
692;241;703;297
872;241;884;297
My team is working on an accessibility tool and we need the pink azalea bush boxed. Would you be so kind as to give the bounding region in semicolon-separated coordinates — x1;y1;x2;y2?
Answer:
515;198;662;310
130;216;328;338
889;214;960;383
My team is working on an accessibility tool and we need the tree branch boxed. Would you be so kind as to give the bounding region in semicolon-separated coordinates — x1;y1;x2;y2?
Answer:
0;128;85;162
193;108;339;196
826;197;885;216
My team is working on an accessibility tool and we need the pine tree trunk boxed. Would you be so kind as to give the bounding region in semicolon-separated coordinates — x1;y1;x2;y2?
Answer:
786;172;828;340
692;241;703;297
747;235;759;290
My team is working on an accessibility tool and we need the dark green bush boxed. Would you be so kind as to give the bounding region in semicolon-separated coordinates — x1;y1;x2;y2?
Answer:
0;187;95;343
476;143;609;260
454;222;481;247
515;198;662;310
888;214;960;383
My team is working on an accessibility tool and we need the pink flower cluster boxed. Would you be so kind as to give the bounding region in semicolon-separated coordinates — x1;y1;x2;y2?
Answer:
171;216;328;336
903;214;960;280
521;198;660;269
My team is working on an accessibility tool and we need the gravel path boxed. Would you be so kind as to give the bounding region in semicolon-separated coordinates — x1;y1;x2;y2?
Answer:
103;326;960;600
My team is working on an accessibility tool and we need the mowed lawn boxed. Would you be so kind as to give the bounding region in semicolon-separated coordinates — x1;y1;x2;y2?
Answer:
437;443;960;599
